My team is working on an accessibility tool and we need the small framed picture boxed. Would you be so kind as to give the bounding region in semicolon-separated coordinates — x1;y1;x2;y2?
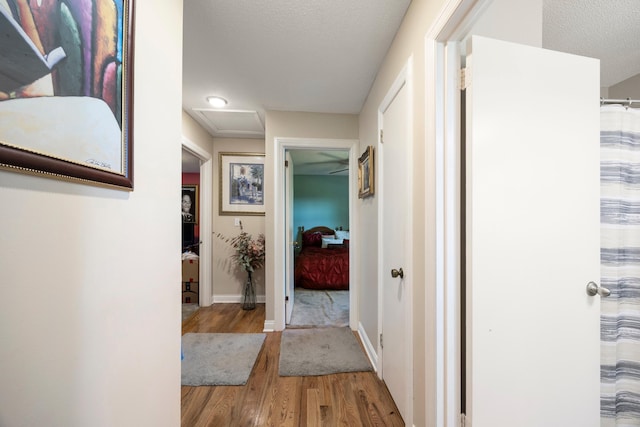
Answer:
219;152;265;215
181;185;198;224
358;146;374;199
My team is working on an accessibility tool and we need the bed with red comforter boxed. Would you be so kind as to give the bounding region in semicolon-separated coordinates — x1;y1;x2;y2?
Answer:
294;226;349;290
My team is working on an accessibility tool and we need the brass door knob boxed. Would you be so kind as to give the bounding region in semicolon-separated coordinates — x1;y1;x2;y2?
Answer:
391;268;404;279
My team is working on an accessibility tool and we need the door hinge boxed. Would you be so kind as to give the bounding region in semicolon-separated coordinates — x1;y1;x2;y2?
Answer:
285;160;289;167
459;66;472;90
379;129;384;143
380;333;383;349
285;296;289;302
460;413;467;427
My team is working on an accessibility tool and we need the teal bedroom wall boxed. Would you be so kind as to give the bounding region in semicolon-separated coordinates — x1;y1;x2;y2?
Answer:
294;175;349;234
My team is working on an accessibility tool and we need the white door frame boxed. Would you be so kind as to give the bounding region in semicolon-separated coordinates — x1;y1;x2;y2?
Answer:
273;137;359;331
377;57;414;425
425;0;491;425
284;151;295;324
182;136;213;307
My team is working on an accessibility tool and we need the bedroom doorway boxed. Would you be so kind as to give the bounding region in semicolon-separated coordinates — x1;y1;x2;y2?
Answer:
273;138;358;331
286;149;351;328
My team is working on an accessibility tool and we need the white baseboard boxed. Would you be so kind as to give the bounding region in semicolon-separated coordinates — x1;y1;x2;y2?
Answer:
358;322;378;372
212;294;266;303
263;320;275;332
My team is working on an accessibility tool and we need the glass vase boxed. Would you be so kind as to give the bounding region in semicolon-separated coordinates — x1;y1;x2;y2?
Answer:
242;271;256;310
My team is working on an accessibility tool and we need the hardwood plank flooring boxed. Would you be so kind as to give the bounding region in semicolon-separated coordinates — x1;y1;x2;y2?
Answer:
181;303;404;426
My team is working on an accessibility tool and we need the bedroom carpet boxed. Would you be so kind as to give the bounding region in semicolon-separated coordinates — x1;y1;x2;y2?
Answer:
279;327;372;377
181;333;266;386
288;289;349;328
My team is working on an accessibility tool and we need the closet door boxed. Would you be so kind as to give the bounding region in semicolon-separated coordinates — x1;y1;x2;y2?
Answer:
465;36;601;426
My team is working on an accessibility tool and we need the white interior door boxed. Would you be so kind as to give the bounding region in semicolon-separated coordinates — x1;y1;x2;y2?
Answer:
465;36;601;426
284;151;295;324
380;66;412;423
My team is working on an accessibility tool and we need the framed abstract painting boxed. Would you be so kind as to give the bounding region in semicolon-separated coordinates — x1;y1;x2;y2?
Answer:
0;0;136;189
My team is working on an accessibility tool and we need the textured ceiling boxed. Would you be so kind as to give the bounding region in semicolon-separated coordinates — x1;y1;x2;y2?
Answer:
542;0;640;88
182;0;412;139
182;0;640;172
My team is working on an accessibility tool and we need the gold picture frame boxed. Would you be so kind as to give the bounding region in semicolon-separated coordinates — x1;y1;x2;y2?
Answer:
358;146;374;199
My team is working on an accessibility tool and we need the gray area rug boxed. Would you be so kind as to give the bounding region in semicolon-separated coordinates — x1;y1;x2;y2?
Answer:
289;289;349;328
181;333;266;386
279;327;372;376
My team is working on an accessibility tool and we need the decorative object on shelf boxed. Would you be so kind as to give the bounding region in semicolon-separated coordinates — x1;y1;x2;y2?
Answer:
358;146;375;198
219;152;265;215
215;221;265;310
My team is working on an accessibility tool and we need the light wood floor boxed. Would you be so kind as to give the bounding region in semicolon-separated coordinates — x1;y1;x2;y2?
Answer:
181;303;404;426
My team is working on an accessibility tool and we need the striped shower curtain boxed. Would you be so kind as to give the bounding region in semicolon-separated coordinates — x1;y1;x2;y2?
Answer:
601;104;640;427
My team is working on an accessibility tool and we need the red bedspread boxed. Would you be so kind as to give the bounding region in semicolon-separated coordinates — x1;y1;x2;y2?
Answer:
294;246;349;290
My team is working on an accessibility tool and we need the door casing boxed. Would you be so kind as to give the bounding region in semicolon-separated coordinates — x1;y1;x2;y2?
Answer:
377;57;415;425
272;137;359;332
427;0;600;425
181;136;213;307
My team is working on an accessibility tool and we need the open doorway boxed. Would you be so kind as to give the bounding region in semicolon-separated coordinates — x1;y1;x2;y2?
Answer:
286;150;350;329
181;137;213;311
429;1;628;424
181;147;201;320
273;137;358;332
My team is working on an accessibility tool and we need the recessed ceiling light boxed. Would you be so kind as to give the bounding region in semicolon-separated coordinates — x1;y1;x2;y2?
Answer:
207;96;228;108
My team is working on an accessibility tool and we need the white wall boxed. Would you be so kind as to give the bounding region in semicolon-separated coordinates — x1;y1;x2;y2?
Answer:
212;138;267;301
357;1;448;424
264;111;358;323
182;111;214;154
357;0;542;425
0;2;183;426
608;73;640;100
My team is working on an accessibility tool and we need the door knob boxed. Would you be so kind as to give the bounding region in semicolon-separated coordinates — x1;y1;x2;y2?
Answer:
586;281;611;297
391;268;404;279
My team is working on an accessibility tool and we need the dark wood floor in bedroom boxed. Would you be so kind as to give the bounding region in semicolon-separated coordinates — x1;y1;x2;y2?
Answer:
181;303;404;426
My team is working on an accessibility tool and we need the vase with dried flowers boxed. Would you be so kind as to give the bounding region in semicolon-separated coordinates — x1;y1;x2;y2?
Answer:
215;223;265;310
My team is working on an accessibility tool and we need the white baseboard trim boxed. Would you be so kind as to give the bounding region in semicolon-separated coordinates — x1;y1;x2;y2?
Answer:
358;322;378;372
212;294;266;304
263;320;275;332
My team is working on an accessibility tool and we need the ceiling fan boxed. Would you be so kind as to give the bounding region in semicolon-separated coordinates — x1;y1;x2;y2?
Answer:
294;151;349;175
328;166;349;175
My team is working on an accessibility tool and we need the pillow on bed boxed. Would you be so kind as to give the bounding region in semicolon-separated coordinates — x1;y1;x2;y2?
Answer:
321;236;343;248
335;230;350;240
302;232;324;247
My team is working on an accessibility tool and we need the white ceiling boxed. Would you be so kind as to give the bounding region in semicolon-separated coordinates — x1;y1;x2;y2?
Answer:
182;0;412;140
182;0;640;173
542;0;640;88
